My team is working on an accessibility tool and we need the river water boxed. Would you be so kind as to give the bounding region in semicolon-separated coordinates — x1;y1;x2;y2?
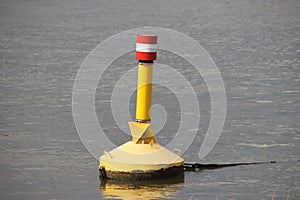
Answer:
1;0;299;199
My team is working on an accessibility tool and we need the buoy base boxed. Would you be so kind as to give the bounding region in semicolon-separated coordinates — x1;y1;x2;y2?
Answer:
100;165;183;181
99;141;184;180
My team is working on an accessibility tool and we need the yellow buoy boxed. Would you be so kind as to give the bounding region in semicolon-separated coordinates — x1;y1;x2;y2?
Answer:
99;34;184;180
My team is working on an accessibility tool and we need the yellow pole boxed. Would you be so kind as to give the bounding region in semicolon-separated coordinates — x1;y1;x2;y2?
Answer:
136;62;153;122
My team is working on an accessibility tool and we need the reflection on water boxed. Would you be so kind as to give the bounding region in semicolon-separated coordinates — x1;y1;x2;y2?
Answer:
100;174;184;200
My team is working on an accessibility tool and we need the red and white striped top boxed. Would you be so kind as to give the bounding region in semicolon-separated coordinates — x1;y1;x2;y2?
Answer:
136;35;157;61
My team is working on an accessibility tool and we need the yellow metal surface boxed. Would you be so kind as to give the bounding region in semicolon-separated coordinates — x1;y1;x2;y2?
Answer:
128;121;156;144
136;62;153;121
99;123;183;172
99;140;184;172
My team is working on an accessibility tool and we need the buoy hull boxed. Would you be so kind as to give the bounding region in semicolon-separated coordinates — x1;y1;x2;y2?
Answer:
99;141;184;180
100;165;183;180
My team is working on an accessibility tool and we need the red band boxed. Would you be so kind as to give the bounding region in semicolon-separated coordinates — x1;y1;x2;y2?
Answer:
136;35;157;44
136;52;157;61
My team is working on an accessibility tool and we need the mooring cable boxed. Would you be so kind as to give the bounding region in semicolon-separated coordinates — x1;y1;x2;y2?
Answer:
183;160;300;171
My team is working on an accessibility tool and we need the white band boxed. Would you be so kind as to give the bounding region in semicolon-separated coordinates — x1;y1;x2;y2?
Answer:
136;43;157;52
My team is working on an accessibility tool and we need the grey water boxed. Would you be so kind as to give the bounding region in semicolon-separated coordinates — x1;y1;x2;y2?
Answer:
1;0;299;199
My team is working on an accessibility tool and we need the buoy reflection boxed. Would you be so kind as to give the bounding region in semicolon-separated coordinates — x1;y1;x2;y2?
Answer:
100;174;184;200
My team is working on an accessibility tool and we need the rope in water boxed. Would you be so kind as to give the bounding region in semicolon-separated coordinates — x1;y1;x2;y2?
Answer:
183;160;300;171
